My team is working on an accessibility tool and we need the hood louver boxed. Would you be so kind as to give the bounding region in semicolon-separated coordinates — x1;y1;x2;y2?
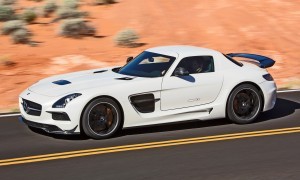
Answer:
115;77;134;80
93;70;107;74
52;80;71;85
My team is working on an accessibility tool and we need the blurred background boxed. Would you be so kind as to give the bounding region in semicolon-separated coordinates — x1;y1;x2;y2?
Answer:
0;0;299;112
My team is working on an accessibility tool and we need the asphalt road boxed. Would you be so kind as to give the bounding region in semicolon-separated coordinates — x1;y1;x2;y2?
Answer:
0;91;299;180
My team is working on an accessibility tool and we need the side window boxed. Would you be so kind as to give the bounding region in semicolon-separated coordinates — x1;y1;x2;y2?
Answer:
174;56;214;74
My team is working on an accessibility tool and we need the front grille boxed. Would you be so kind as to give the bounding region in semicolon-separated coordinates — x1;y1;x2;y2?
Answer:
22;99;42;116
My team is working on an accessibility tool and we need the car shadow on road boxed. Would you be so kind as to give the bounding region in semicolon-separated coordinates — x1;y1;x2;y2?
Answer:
121;119;230;136
120;98;300;136
256;98;300;123
120;98;300;137
30;98;300;140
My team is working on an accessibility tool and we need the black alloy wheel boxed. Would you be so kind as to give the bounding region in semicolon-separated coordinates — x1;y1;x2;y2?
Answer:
227;84;262;124
82;97;122;139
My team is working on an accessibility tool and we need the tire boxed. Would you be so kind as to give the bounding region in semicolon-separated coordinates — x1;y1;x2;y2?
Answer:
227;84;262;124
81;97;123;139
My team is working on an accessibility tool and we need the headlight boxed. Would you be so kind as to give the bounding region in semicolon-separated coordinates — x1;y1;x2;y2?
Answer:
52;93;82;108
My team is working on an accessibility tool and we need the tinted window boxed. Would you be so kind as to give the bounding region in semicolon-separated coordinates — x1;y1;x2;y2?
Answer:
118;51;176;78
174;56;214;75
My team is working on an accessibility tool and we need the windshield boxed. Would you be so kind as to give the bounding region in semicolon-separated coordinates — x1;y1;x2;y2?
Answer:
118;51;176;77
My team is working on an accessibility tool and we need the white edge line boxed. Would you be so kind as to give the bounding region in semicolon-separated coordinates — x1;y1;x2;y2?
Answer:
277;89;300;93
0;90;299;118
0;113;21;118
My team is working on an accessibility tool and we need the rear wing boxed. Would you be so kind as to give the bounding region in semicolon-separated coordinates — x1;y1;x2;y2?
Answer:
226;53;275;68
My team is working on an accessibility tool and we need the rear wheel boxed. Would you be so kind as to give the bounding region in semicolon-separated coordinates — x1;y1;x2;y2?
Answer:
82;97;122;139
227;84;262;124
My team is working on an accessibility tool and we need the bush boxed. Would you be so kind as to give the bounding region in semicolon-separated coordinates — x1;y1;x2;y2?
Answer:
42;1;58;17
0;6;15;21
94;0;115;5
114;29;139;47
0;0;16;5
63;0;79;9
1;20;25;35
11;28;31;44
56;7;87;20
20;8;37;23
59;19;96;38
0;56;16;67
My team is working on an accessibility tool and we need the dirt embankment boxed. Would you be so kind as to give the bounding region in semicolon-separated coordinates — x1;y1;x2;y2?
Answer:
0;0;299;111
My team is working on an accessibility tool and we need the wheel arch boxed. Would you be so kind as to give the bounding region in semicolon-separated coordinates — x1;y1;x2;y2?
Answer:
79;95;124;134
225;81;265;118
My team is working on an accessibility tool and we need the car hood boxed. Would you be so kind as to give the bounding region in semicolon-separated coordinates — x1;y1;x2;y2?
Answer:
28;67;135;97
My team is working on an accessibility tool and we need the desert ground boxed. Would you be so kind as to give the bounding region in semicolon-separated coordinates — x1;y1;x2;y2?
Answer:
0;0;299;112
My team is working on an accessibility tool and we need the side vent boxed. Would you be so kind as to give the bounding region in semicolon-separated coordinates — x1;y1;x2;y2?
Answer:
52;80;71;85
93;70;107;74
130;94;156;113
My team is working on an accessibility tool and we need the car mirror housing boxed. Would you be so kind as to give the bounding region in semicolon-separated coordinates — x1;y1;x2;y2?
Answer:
174;67;190;76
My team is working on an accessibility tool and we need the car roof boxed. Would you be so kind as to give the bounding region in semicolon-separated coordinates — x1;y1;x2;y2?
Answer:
146;45;220;57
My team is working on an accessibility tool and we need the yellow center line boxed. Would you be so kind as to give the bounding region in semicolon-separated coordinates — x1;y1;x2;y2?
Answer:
1;126;300;166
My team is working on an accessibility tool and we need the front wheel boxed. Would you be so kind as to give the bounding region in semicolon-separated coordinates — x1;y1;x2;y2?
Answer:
81;97;122;139
227;84;262;124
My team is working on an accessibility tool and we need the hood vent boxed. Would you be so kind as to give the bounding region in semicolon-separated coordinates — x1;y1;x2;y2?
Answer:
93;70;107;74
52;80;71;85
115;77;133;80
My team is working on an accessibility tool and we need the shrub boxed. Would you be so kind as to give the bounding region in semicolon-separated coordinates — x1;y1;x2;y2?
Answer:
1;20;25;35
11;28;31;44
42;1;58;17
0;6;15;21
63;0;79;9
0;55;16;67
2;59;16;66
94;0;115;5
20;8;37;23
59;18;96;38
56;7;87;20
114;29;139;47
0;0;16;5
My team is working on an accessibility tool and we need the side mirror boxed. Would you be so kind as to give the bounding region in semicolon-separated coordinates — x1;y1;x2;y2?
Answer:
127;56;134;63
174;67;190;76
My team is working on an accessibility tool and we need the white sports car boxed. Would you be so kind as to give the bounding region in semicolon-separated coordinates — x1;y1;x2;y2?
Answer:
19;46;277;139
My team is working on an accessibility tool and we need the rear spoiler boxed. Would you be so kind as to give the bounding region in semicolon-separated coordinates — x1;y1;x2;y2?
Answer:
226;53;275;68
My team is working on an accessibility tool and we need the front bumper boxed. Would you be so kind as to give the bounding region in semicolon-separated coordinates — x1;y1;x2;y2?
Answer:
19;116;78;134
19;89;84;133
